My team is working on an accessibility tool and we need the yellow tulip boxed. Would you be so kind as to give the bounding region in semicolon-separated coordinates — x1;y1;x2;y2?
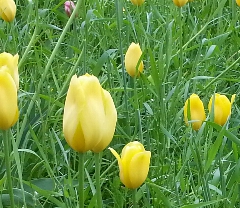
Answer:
130;0;145;6
0;52;19;89
0;0;16;22
109;141;151;189
125;42;144;77
237;0;240;6
173;0;188;7
63;74;117;153
0;67;19;130
184;94;206;130
208;93;235;126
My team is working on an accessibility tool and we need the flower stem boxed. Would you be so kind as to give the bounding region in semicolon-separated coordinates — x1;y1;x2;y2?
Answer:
114;0;131;135
132;189;137;208
95;153;103;208
78;153;84;208
2;130;14;207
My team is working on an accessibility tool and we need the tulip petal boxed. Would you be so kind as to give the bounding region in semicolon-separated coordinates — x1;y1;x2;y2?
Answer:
231;94;236;105
130;0;145;6
92;89;117;152
77;75;105;151
0;0;16;22
0;70;18;130
128;151;151;189
109;147;129;188
173;0;188;7
208;94;232;126
120;142;146;188
184;94;206;130
63;75;87;152
121;141;145;160
125;43;144;77
0;53;19;89
109;147;121;163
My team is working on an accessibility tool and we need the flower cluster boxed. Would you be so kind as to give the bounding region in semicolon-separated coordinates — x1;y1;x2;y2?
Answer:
184;93;235;130
63;73;151;189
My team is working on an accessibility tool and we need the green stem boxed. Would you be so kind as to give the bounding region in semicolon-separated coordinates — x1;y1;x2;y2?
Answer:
115;0;130;135
17;0;83;145
178;7;183;81
78;153;84;208
132;189;137;208
95;153;103;208
169;7;183;115
231;0;236;25
2;130;14;207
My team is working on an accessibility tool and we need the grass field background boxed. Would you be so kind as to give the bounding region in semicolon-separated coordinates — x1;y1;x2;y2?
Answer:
1;0;240;207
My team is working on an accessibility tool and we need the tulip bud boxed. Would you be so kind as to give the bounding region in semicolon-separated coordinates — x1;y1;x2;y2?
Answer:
130;0;145;6
173;0;188;7
64;1;77;17
0;67;19;130
0;0;16;22
125;42;144;77
208;93;235;126
184;94;206;130
109;141;151;189
63;74;117;153
237;0;240;6
0;52;19;89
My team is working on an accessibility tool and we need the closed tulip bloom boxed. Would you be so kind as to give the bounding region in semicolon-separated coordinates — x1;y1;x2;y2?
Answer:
184;94;206;130
64;1;76;17
130;0;145;6
0;52;19;89
0;67;19;130
0;0;16;22
173;0;188;7
125;42;144;77
63;74;117;153
237;0;240;6
208;93;235;126
109;141;151;189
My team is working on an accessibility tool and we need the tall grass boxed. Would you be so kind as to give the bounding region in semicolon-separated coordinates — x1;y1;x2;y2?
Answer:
1;0;240;207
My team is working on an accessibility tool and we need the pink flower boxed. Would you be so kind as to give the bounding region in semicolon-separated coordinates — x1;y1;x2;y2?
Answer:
64;1;76;17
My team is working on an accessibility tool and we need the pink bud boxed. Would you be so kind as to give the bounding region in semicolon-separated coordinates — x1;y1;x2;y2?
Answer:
64;1;76;17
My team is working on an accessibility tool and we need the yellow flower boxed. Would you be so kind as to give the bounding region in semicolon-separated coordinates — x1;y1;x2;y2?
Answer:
63;74;117;153
173;0;188;7
208;93;235;126
237;0;240;6
0;66;19;130
109;141;151;189
0;52;19;89
130;0;145;6
184;94;206;130
125;42;144;77
0;0;16;22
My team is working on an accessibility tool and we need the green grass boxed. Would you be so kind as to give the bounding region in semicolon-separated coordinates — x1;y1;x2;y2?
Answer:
1;0;240;207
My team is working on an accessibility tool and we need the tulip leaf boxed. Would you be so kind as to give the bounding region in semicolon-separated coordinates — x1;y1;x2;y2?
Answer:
203;45;220;60
207;122;240;146
191;76;214;80
207;32;231;46
181;199;226;208
18;148;41;160
204;126;225;172
147;182;172;207
93;49;118;76
160;124;177;144
23;179;66;208
1;188;43;208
